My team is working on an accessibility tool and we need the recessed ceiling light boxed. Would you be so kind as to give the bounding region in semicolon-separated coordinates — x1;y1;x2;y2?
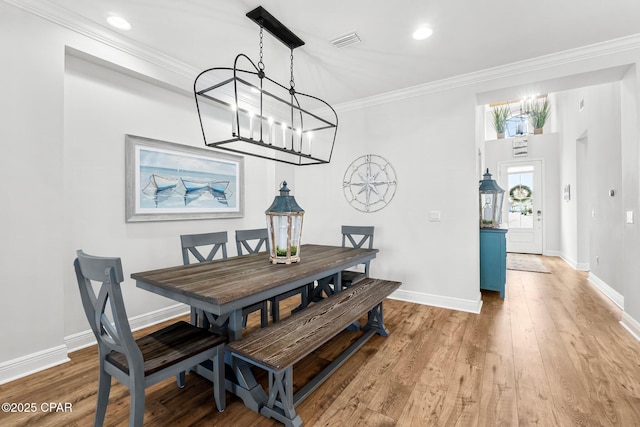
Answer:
107;16;132;31
412;26;433;41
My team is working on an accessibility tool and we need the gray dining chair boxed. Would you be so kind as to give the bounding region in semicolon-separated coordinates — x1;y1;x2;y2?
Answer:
340;225;375;286
235;228;269;255
74;250;226;427
309;225;375;301
181;231;268;328
235;228;308;322
181;231;229;264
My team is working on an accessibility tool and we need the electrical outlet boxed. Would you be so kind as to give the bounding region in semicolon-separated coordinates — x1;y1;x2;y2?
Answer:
627;211;634;224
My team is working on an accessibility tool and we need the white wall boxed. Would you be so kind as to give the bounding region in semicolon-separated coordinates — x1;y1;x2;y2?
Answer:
0;3;67;367
557;82;624;294
620;65;640;325
297;88;482;311
556;88;583;268
588;84;623;294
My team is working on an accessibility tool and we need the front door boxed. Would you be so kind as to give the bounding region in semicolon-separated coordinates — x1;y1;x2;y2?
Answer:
499;160;543;254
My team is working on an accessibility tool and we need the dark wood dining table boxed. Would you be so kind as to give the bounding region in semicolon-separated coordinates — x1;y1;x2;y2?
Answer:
131;243;378;412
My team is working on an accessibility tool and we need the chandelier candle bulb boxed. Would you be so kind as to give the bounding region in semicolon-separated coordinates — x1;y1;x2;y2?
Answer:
281;122;287;149
268;117;274;145
296;128;302;152
231;104;237;136
307;132;312;155
248;111;255;140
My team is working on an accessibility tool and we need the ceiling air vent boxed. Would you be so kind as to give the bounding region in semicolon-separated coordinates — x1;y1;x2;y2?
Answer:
330;32;361;48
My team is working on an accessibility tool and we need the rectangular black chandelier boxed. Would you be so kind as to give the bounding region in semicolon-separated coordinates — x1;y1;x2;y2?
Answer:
194;6;338;166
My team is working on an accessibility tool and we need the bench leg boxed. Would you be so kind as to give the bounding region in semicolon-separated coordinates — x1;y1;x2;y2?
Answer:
362;302;389;337
227;356;268;413
260;367;302;427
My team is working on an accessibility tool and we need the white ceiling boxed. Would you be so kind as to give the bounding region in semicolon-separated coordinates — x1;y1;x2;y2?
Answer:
19;0;640;105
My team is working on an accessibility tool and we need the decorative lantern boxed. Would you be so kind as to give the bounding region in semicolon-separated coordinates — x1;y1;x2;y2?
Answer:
479;169;505;228
265;181;305;264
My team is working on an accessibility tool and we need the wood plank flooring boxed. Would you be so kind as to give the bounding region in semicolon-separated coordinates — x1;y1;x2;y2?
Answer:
2;256;640;426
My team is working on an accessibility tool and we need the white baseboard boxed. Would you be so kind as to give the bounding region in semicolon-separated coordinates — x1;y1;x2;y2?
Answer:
620;311;640;342
575;262;590;271
557;253;589;271
390;289;483;314
0;345;69;385
588;272;624;309
0;303;189;385
65;303;189;353
558;253;576;269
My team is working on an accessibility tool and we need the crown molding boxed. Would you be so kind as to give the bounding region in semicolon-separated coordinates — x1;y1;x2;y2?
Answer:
6;0;640;112
335;33;640;113
4;0;199;79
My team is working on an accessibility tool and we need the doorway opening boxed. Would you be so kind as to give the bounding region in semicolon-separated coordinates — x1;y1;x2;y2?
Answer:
499;160;544;254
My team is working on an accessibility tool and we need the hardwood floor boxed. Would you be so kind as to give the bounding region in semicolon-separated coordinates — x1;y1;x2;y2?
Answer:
2;256;640;426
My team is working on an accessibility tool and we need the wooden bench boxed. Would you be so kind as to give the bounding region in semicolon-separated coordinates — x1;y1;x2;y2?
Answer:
226;277;401;427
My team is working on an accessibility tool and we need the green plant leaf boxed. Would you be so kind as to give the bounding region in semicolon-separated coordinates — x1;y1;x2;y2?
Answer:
491;105;511;134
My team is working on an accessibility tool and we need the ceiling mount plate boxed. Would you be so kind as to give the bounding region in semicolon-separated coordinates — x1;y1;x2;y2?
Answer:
246;6;305;49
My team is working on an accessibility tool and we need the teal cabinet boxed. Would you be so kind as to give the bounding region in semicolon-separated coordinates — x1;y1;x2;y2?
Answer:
480;228;508;298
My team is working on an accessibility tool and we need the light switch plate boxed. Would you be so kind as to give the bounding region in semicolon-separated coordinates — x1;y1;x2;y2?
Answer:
429;210;441;222
626;210;634;224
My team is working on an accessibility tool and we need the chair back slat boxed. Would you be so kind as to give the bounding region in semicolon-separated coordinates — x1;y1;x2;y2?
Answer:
341;225;374;249
181;232;228;264
235;228;270;255
75;251;141;361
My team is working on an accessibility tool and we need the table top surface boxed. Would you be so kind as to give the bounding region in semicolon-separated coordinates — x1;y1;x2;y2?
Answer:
132;244;378;307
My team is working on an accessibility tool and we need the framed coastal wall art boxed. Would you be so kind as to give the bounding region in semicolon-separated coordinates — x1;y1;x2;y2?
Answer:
125;134;244;222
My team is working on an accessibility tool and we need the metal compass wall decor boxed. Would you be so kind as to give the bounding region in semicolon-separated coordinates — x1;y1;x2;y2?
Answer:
343;154;397;212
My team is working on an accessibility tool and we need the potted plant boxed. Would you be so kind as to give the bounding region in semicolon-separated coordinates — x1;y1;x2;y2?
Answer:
490;105;511;139
528;98;550;134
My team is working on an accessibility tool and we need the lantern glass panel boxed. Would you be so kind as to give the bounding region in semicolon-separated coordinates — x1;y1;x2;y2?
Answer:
481;193;494;224
495;192;504;225
290;214;302;255
266;213;303;262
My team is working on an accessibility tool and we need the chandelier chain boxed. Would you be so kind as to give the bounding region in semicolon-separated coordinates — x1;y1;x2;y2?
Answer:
289;49;295;89
258;26;265;71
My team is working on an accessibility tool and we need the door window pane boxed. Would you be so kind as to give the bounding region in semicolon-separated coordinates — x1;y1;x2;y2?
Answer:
507;166;534;229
